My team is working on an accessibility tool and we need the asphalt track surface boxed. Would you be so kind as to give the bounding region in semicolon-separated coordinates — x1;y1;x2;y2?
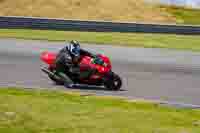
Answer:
1;38;200;107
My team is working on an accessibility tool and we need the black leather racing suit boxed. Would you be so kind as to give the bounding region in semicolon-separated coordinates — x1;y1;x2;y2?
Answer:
55;46;96;84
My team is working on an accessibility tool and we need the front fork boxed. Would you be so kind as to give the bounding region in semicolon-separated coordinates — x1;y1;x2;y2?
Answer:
102;71;114;83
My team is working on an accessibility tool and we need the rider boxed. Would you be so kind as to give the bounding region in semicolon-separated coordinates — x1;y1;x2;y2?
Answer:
55;40;102;87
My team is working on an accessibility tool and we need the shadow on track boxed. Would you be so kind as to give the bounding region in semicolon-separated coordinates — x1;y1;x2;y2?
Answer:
53;82;126;91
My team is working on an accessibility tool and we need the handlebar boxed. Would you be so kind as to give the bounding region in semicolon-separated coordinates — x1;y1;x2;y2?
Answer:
92;57;104;66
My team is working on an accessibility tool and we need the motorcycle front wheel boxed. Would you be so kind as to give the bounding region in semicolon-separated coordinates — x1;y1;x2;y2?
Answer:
104;72;122;91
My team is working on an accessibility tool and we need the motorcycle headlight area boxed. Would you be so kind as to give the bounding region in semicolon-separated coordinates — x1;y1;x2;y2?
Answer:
103;62;108;67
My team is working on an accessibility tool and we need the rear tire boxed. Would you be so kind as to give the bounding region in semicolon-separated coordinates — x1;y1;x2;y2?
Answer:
104;72;122;91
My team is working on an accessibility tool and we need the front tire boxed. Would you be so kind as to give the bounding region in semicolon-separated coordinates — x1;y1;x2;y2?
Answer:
104;72;122;91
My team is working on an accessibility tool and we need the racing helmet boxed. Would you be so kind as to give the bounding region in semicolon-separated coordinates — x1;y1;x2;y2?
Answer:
68;40;81;57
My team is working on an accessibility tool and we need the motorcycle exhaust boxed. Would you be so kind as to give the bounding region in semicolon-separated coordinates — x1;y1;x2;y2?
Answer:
41;67;52;75
41;67;61;80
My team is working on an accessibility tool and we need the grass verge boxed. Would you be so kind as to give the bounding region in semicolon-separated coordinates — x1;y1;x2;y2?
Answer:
0;29;200;52
0;87;200;133
0;0;175;23
160;5;200;25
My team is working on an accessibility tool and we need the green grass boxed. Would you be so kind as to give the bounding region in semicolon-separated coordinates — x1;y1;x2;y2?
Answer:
1;28;200;51
160;5;200;25
0;87;200;133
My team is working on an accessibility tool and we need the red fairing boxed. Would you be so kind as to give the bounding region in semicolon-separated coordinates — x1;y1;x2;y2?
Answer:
40;51;112;74
79;54;111;74
40;51;56;66
98;54;112;70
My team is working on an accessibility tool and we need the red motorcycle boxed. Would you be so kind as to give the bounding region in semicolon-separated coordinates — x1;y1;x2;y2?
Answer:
40;51;122;90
